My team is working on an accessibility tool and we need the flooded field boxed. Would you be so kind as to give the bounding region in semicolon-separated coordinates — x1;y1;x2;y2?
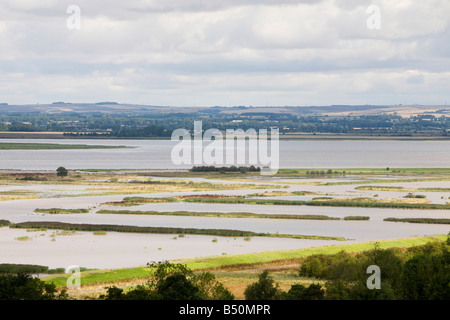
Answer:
1;169;449;269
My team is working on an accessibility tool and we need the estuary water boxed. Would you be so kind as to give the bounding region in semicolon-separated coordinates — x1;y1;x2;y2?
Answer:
0;139;449;170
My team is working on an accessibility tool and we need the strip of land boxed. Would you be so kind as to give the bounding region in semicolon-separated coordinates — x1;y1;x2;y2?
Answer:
0;142;128;150
40;234;448;288
10;221;346;241
96;209;368;221
384;218;450;224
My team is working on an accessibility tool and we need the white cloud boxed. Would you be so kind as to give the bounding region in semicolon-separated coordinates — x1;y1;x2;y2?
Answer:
0;0;448;105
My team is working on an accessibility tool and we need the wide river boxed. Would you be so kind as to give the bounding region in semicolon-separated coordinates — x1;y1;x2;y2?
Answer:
1;139;450;170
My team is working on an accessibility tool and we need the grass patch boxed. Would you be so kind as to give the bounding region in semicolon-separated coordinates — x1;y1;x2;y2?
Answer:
323;177;450;186
93;231;107;236
34;208;90;214
357;186;450;193
246;191;308;197
16;176;48;181
86;180;278;197
182;196;450;210
102;197;179;206
343;216;370;221
403;194;426;199
15;236;32;241
96;209;340;221
356;186;406;191
0;195;38;201
384;218;450;224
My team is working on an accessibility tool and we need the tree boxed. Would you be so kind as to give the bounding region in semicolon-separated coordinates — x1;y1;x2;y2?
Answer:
100;261;234;300
56;167;68;178
157;274;202;300
244;270;281;300
0;273;68;300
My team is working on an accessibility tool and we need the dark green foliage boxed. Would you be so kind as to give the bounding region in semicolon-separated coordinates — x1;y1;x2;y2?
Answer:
280;283;324;300
101;261;234;301
404;193;426;198
0;264;48;274
102;286;124;300
193;271;235;300
15;176;48;181
244;270;281;300
398;244;450;300
56;167;68;177
343;216;370;220
46;268;66;274
0;220;11;227
157;274;202;300
299;240;450;300
299;251;363;281
0;273;68;300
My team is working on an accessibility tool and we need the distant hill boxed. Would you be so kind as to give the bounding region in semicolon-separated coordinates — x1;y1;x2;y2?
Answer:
0;103;448;117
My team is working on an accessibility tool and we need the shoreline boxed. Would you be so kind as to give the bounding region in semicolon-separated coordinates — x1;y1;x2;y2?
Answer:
1;131;450;141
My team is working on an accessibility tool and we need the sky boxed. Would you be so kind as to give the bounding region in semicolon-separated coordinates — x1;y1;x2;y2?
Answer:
0;0;449;107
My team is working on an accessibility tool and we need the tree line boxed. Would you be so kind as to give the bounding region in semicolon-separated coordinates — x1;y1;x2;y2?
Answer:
1;112;450;136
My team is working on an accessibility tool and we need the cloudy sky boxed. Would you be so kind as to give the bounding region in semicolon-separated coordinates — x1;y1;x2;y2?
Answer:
0;0;449;106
